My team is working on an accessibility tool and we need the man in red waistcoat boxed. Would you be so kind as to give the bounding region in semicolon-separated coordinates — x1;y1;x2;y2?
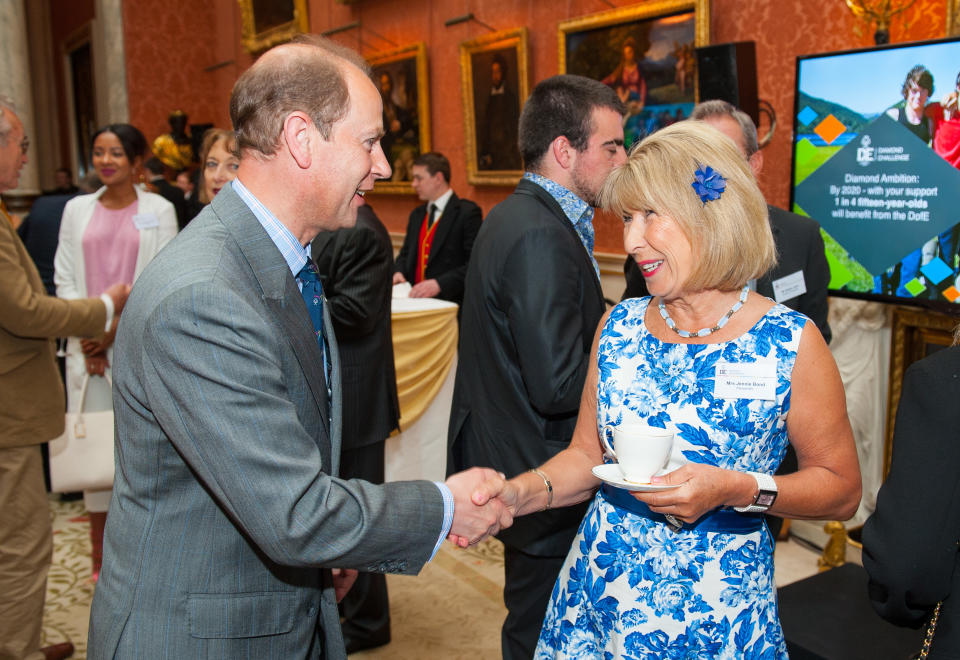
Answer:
392;152;482;305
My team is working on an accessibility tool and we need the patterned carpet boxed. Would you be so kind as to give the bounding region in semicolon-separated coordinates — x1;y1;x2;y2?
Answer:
41;498;96;657
40;496;508;660
41;497;820;659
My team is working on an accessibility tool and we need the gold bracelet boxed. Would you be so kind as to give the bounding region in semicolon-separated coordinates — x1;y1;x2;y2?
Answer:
528;468;553;510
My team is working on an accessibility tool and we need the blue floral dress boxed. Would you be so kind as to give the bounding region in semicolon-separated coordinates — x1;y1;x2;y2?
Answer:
535;296;807;660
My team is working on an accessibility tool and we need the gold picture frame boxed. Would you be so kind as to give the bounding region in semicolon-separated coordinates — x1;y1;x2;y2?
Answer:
885;307;957;478
949;0;960;36
460;28;530;187
368;43;431;195
559;0;710;147
238;0;309;54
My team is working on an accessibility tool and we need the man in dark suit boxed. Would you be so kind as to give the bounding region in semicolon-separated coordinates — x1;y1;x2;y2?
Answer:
392;152;482;305
311;200;398;654
17;193;77;295
622;99;832;541
863;345;960;656
479;55;521;171
449;75;627;660
144;156;188;229
88;37;510;660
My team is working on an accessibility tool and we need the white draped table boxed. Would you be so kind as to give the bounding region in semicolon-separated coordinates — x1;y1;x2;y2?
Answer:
385;296;458;483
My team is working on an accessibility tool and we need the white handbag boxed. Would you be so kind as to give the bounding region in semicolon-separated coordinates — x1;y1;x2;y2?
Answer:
48;373;115;493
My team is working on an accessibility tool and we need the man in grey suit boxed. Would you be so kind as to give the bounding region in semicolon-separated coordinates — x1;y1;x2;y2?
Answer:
88;37;509;660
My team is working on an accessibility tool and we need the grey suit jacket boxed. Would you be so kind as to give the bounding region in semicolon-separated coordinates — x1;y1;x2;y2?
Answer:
88;185;444;659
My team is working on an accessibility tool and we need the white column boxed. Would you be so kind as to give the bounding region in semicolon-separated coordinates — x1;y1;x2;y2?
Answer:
93;0;129;124
0;0;40;195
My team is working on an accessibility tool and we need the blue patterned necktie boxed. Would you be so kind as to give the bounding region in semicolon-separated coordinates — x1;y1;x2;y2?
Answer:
297;261;330;389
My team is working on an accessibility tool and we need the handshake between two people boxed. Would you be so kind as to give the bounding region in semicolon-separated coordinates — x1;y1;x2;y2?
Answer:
443;467;521;548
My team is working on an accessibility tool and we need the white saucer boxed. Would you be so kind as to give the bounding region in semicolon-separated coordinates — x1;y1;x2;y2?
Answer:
592;463;680;491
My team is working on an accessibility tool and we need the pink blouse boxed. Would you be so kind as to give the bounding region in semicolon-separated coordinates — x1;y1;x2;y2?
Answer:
82;200;140;297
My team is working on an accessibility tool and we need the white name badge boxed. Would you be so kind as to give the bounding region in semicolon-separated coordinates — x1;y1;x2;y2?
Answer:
771;270;806;303
715;360;777;400
132;213;159;230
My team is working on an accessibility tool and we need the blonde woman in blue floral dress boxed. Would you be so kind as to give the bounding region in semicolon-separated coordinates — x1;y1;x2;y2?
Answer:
470;121;861;659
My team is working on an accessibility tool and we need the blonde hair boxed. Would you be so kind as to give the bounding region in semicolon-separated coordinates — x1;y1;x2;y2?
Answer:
601;121;775;292
197;128;237;204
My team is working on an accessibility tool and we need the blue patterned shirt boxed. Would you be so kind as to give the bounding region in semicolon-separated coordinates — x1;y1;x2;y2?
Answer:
231;178;454;560
523;171;599;277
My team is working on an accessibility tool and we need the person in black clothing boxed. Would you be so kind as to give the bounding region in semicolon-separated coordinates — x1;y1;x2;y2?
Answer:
479;54;521;171
449;75;626;660
885;64;935;144
144;157;187;229
42;167;78;195
311;200;399;654
863;342;960;659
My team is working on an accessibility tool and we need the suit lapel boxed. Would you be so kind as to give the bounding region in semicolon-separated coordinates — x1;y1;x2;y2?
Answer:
210;187;333;451
515;179;604;301
757;204;782;292
427;194;458;261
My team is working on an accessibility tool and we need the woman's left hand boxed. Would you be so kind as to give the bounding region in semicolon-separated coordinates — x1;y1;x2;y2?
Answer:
631;463;753;523
85;354;109;377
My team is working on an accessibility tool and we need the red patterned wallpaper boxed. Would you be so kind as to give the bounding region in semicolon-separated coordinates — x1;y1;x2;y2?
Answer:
711;0;944;211
122;0;252;162
118;0;948;252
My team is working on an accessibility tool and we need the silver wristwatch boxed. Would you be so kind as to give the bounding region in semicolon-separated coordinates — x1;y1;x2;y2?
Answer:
734;471;778;513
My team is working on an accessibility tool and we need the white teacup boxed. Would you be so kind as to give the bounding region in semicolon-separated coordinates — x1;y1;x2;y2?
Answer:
600;423;675;484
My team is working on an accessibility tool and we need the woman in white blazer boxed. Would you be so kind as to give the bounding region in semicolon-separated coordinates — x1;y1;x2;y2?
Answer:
54;124;177;579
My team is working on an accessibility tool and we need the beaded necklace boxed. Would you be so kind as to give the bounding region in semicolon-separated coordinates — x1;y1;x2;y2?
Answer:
658;285;750;338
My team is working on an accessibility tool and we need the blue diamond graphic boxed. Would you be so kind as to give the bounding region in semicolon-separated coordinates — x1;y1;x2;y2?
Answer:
798;106;818;127
795;114;960;275
920;257;953;285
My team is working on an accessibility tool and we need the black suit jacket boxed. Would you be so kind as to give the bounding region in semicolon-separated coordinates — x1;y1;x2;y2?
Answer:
622;204;832;343
862;346;960;657
17;193;77;295
394;193;482;305
150;176;188;230
448;178;604;556
312;204;399;450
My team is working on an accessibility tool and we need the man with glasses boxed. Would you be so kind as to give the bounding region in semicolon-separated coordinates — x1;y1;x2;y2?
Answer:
0;96;129;660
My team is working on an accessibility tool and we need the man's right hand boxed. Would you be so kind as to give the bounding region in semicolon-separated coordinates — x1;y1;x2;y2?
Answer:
444;467;513;547
392;272;407;285
103;283;132;316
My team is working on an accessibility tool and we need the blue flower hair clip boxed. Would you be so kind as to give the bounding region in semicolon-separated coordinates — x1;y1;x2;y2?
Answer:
691;165;726;204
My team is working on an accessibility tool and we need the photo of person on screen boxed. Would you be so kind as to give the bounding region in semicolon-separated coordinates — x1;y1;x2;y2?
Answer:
885;65;936;145
932;70;960;169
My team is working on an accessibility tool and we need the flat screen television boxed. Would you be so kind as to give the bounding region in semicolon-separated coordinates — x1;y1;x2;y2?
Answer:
790;37;960;311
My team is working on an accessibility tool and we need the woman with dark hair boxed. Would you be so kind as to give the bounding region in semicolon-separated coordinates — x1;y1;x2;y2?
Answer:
54;123;177;580
863;335;960;659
